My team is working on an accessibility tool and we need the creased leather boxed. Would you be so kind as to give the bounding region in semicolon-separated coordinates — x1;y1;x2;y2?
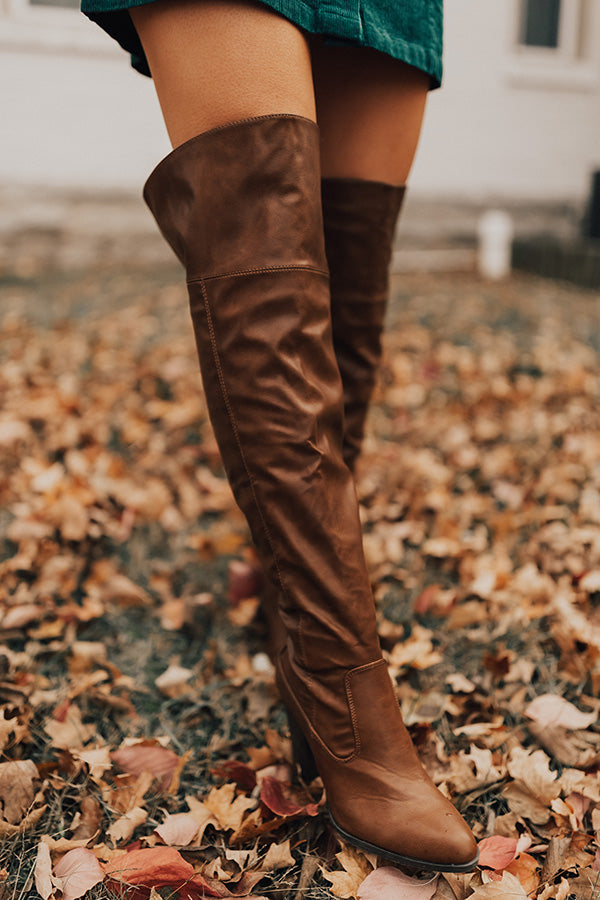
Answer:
143;114;477;869
322;177;406;472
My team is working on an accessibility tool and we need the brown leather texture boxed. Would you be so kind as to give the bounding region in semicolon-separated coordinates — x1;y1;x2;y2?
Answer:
259;177;405;661
143;114;477;870
322;178;406;472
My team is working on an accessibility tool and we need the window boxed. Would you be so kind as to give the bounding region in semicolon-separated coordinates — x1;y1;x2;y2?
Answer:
508;0;599;90
520;0;561;48
29;0;80;6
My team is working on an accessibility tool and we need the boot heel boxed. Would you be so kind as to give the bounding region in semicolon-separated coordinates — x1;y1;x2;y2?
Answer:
287;709;319;783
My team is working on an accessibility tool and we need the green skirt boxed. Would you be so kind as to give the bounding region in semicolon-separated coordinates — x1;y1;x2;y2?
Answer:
81;0;443;88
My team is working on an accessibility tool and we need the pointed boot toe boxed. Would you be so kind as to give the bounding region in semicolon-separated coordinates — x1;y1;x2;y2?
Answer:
279;652;478;872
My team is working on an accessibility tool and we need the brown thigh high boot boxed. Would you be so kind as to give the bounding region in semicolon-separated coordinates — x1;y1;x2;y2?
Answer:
324;177;405;472
143;114;478;872
261;176;405;655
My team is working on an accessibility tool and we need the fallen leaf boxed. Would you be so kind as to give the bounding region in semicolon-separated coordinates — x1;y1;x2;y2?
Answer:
106;806;147;844
260;839;295;872
34;840;55;900
111;740;181;791
212;760;257;792
71;795;102;841
505;851;539;894
357;867;438;899
104;846;194;889
155;663;193;698
321;846;373;899
477;835;518;870
155;812;200;847
0;759;38;824
504;747;560;824
73;747;112;782
54;848;105;900
260;776;319;819
44;705;94;751
204;783;257;831
525;694;597;730
469;870;528;898
1;604;41;630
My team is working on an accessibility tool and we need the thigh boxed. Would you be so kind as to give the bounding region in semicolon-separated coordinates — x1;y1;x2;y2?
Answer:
310;37;430;185
130;0;316;148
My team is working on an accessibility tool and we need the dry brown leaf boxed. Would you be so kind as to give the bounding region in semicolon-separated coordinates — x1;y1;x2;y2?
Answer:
440;872;476;900
525;694;597;730
0;707;29;755
71;795;102;842
260;838;295;872
504;747;560;824
111;739;181;791
73;747;112;782
34;840;55;900
537;878;571;900
321;846;374;899
155;663;193;698
468;871;528;898
1;603;43;631
41;835;94;854
505;851;539;894
154;811;200;847
44;705;94;751
204;783;257;832
106;806;147;844
387;624;443;671
183;795;220;845
448;746;505;794
529;721;600;768
357;868;438;900
68;641;107;674
53;848;105;900
0;759;38;824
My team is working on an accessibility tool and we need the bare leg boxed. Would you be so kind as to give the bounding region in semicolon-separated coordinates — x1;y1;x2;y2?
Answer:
130;0;315;148
310;36;429;184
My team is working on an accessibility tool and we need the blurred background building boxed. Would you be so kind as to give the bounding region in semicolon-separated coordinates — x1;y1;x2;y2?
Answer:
1;0;600;273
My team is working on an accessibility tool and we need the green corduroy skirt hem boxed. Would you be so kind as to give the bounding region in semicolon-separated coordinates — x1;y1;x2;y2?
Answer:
81;0;443;89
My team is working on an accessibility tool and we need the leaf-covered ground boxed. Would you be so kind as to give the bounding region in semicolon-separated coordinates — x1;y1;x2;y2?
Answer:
2;260;600;900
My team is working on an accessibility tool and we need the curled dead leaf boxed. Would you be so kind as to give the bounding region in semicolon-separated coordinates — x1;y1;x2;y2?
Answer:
107;806;147;845
259;776;319;819
34;840;55;900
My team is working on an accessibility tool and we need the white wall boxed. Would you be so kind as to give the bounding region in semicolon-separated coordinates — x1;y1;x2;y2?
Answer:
411;0;600;201
1;0;600;201
0;36;170;190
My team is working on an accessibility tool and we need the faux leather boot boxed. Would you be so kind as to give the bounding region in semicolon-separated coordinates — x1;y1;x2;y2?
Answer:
324;177;405;472
143;114;478;872
261;176;406;655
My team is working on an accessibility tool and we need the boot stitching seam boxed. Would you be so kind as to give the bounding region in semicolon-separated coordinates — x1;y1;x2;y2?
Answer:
199;279;291;628
345;658;389;758
187;264;329;285
279;650;359;762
